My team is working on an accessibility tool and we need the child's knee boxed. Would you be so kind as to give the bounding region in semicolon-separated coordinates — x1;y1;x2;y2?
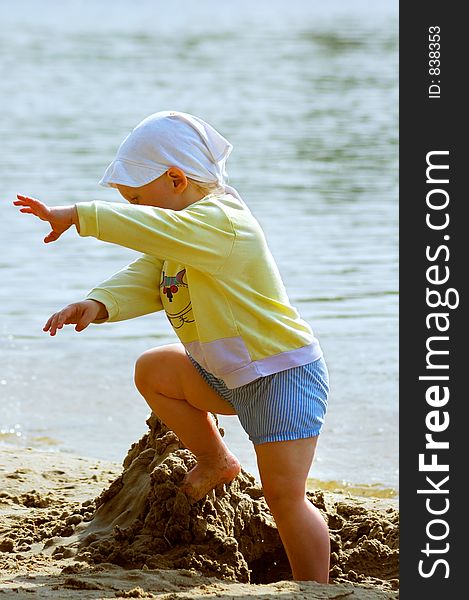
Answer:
134;345;185;397
262;477;305;511
134;352;150;391
262;486;283;511
134;348;163;392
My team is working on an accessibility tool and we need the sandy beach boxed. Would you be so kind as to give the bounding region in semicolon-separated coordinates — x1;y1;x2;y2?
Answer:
0;416;398;599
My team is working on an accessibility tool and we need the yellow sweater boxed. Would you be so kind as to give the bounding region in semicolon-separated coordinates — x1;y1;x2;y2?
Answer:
76;193;322;388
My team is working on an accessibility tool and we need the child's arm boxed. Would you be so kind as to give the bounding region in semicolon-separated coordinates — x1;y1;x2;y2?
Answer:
14;194;234;274
42;255;163;336
42;255;163;335
13;195;79;243
76;199;234;273
85;254;164;322
14;195;236;273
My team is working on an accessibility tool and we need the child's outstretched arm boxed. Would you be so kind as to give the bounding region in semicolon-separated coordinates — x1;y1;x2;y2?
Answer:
13;194;79;243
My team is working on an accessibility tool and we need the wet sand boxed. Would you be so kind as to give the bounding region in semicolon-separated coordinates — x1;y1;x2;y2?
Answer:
0;416;398;599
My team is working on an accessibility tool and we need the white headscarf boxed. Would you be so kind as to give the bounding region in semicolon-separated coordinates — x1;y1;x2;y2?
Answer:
99;111;233;188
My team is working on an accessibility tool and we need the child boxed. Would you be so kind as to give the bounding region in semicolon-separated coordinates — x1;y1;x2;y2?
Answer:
14;110;330;583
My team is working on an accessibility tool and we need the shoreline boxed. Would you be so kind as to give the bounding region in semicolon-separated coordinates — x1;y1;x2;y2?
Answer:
1;445;399;599
1;439;399;502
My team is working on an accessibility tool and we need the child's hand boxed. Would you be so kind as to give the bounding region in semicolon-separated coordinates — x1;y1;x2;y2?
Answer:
13;194;79;243
43;300;107;336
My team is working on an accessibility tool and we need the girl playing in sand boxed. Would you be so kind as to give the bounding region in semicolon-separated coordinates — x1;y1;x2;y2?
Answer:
14;111;330;583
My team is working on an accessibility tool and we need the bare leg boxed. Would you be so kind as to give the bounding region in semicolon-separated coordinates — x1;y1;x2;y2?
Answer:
255;437;330;583
134;344;240;500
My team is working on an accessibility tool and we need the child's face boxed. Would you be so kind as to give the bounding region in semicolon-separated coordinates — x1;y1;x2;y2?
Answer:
116;173;176;209
116;167;201;210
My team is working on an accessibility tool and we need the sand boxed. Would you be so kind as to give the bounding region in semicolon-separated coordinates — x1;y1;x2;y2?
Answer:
0;415;399;599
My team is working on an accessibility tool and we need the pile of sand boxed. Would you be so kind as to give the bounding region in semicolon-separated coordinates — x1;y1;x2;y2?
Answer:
0;415;399;598
65;415;398;588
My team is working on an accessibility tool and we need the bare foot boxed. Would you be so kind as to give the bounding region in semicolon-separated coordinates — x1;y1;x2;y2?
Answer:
181;453;241;501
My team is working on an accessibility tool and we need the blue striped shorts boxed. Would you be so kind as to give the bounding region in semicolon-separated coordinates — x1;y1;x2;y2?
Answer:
188;355;329;445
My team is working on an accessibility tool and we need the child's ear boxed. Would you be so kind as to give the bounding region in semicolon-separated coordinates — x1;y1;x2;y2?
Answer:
167;167;188;192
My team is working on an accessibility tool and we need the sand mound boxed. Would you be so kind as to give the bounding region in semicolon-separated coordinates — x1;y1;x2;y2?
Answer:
59;414;399;589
